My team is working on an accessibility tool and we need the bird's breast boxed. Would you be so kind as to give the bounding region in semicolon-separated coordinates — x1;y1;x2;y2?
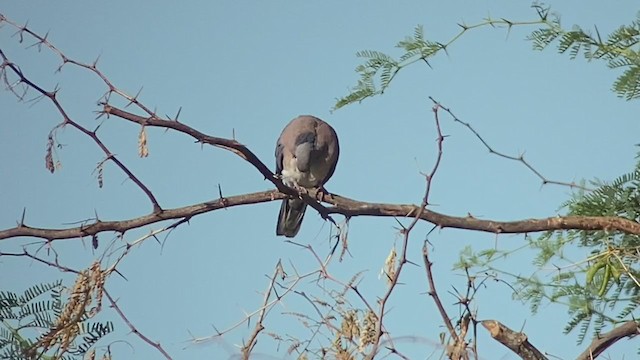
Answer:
281;157;330;188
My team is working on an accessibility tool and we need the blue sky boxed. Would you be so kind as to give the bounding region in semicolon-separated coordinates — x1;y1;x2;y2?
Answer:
1;1;638;359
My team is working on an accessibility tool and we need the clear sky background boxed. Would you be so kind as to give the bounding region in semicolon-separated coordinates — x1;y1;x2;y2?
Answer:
1;1;638;359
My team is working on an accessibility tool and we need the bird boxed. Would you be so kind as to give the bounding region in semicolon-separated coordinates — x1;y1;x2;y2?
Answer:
275;115;339;237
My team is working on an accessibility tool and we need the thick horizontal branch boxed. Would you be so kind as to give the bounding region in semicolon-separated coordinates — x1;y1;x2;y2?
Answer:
2;189;640;241
481;320;547;360
576;320;639;360
0;190;279;241
330;194;640;235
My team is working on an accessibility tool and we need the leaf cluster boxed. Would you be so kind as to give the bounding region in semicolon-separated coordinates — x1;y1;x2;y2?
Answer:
335;4;640;110
501;158;640;345
334;25;444;110
0;281;113;360
455;150;640;348
528;10;640;100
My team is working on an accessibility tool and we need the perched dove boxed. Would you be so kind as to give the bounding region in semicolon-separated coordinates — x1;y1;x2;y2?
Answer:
275;115;339;237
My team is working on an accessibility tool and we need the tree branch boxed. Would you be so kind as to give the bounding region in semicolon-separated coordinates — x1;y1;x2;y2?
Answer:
101;105;335;222
423;242;460;348
576;320;639;360
330;193;640;234
105;290;173;360
427;96;589;191
241;260;283;359
481;320;547;360
3;189;640;241
0;190;277;241
102;105;278;187
0;49;162;212
367;102;448;359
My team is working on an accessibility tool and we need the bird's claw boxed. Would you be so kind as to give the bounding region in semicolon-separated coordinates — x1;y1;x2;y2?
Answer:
314;186;329;202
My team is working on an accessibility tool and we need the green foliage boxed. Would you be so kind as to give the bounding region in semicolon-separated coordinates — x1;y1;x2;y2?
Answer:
549;156;640;342
528;10;640;100
454;245;505;270
334;25;445;110
0;281;113;360
335;4;640;110
458;153;640;345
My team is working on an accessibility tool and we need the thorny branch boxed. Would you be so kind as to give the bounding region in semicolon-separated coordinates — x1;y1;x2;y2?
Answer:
419;104;470;360
288;240;405;357
0;12;596;239
481;320;547;360
427;96;589;191
0;14;160;125
0;47;162;212
422;241;463;357
3;12;639;360
189;265;313;346
1;15;629;242
292;290;360;355
1;13;336;222
241;260;283;359
366;102;447;359
453;267;489;358
105;290;173;360
101;105;335;221
3;188;640;241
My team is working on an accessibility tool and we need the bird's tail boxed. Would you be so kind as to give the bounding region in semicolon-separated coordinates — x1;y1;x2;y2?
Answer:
276;198;307;238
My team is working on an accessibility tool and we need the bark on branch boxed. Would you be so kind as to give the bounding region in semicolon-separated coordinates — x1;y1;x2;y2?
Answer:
576;320;639;360
482;320;547;360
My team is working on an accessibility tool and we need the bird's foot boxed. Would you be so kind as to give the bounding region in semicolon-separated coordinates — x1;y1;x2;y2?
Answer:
296;185;309;196
285;182;308;197
313;186;330;202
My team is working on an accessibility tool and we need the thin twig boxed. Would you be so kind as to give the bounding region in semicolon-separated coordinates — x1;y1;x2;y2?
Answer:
190;268;314;345
0;249;79;274
366;102;448;359
0;48;162;212
427;96;590;191
241;260;283;359
104;290;173;360
422;241;458;341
